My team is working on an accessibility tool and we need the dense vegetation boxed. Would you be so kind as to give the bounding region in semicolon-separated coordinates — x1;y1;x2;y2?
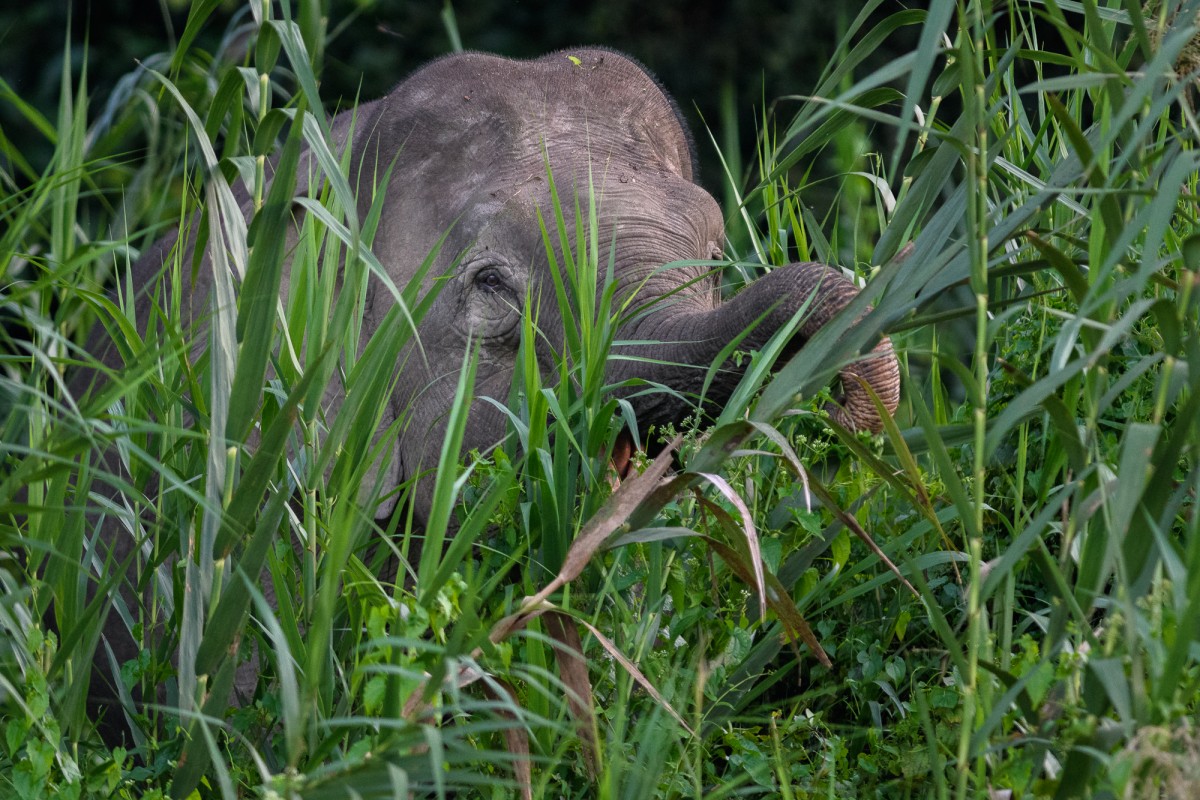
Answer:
2;0;1199;798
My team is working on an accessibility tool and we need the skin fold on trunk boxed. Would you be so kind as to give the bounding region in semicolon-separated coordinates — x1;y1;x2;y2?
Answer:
611;260;900;435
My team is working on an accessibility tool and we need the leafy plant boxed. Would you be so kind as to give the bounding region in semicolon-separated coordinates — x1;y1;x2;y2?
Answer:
4;0;1200;798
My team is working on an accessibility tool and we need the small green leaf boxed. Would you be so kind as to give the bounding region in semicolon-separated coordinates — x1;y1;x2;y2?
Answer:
4;718;26;756
831;529;851;568
1183;234;1200;272
363;675;386;715
894;609;912;641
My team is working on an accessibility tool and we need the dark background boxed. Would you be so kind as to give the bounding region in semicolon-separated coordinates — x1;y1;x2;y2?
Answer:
0;0;916;200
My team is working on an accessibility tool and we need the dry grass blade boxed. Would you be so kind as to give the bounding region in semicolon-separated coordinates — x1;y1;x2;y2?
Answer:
574;616;694;735
763;572;830;667
497;436;681;630
400;438;684;763
806;467;917;596
490;605;692;744
488;610;544;650
480;678;533;800
543;611;599;777
696;471;766;617
475;427;833;745
747;419;812;511
694;498;832;668
703;536;831;666
402;601;689;774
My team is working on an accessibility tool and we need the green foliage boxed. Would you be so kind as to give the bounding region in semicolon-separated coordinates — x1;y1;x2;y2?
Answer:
3;0;1200;798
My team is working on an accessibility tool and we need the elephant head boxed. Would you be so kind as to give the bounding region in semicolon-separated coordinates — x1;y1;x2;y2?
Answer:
100;49;901;526
314;48;900;523
71;47;898;743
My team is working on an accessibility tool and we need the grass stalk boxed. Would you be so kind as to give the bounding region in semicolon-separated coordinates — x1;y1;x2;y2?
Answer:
3;2;1200;797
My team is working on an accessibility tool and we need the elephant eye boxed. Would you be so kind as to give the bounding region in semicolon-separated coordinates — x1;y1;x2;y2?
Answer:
475;268;506;294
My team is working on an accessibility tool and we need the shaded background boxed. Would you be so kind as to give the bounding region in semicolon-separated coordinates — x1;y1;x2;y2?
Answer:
0;0;915;202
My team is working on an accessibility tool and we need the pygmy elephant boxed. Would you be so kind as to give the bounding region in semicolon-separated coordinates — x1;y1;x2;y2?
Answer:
80;47;899;736
123;47;899;526
294;47;900;523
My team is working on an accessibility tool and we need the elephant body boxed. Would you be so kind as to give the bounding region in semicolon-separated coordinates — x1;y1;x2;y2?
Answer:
296;47;897;521
79;48;899;736
104;48;898;524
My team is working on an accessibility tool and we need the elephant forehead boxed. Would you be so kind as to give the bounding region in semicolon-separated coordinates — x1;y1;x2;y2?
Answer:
357;50;705;290
390;50;693;181
472;172;722;252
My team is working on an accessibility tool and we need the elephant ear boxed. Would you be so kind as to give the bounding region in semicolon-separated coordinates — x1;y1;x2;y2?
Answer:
288;96;389;225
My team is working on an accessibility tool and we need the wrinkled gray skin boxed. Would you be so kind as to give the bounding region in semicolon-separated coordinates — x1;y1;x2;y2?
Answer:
312;47;898;522
86;48;899;735
128;48;899;525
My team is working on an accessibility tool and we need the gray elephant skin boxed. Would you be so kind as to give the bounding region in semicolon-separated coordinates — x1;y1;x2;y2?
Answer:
80;48;900;736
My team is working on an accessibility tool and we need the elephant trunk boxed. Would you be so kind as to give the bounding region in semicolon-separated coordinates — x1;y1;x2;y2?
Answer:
617;261;900;433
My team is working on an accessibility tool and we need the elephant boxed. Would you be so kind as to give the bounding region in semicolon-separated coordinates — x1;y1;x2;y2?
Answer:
75;47;899;739
344;47;901;520
103;47;899;527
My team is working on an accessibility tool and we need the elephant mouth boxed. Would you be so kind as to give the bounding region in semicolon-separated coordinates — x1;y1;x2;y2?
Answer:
608;426;639;484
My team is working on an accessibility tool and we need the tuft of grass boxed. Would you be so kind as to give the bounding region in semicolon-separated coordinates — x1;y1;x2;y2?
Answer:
3;1;1200;798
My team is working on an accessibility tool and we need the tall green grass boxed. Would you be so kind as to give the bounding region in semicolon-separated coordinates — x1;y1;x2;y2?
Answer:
3;0;1200;798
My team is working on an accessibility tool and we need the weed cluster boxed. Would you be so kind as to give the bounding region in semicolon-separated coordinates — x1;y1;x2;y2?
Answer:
2;1;1199;798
